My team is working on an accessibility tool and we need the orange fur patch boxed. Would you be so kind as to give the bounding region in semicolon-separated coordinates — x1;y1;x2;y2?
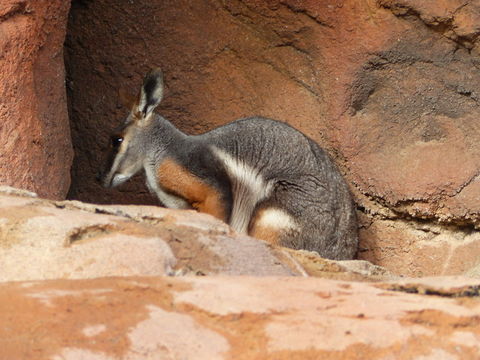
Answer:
249;209;280;246
250;226;280;246
157;158;227;222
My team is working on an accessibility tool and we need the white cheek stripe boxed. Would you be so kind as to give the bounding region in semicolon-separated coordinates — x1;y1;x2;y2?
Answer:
211;146;272;233
104;148;126;187
254;208;298;232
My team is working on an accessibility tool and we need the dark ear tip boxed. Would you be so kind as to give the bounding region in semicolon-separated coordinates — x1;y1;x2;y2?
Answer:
146;67;163;80
142;68;164;92
139;67;165;115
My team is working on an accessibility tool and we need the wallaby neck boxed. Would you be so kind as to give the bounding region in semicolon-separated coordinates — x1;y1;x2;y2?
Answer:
146;114;190;157
157;113;188;136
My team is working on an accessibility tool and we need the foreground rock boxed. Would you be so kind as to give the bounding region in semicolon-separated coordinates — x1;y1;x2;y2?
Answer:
0;276;479;359
0;189;293;280
0;188;393;281
1;188;479;358
0;0;73;198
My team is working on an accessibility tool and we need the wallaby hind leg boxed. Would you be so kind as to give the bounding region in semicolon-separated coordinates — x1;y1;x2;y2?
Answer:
248;201;302;248
249;177;357;260
249;201;347;258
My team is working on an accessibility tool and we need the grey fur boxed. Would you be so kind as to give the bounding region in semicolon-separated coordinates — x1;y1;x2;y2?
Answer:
99;69;358;260
204;118;358;259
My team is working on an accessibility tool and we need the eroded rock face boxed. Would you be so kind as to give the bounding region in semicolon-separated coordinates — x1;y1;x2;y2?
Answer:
64;0;480;276
0;189;295;280
0;276;479;359
0;0;73;199
1;189;479;358
0;188;394;281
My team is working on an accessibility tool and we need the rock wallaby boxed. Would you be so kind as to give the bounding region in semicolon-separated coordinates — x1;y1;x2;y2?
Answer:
98;69;358;260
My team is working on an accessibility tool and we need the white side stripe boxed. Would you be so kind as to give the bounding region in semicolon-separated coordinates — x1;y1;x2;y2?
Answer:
254;208;298;231
211;146;272;233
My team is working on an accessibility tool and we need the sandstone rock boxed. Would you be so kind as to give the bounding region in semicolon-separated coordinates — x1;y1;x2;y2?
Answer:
465;263;480;278
0;191;302;281
0;189;395;281
0;0;73;199
0;276;479;359
379;276;480;297
281;248;398;281
1;189;478;358
359;214;480;277
0;185;38;198
378;0;480;48
0;193;178;281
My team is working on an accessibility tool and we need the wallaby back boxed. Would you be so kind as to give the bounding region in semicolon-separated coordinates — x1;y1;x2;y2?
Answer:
98;69;358;260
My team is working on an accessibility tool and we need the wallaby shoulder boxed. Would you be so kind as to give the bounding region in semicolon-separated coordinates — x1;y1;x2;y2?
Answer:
199;117;329;180
161;133;230;188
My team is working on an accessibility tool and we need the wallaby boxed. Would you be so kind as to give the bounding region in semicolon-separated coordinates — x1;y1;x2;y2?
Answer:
98;69;358;260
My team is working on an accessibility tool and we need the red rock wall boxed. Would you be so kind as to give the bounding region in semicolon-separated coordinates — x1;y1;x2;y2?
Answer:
0;0;73;199
65;0;480;276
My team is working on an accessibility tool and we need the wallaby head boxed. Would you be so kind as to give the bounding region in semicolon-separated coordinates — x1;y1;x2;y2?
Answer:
97;68;165;188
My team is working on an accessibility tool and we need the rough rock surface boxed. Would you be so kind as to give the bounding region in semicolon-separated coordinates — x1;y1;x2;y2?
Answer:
64;0;480;276
1;276;479;359
0;188;395;282
0;189;293;280
1;189;480;358
0;0;73;199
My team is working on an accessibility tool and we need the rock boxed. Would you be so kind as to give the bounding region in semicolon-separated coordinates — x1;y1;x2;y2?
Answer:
0;193;177;280
378;0;480;47
281;248;398;281
465;263;480;278
359;214;480;277
379;276;480;297
0;276;479;359
0;188;392;281
0;0;73;199
0;191;301;280
0;185;37;198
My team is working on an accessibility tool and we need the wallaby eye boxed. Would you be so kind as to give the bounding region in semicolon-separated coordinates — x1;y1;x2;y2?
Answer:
111;136;124;148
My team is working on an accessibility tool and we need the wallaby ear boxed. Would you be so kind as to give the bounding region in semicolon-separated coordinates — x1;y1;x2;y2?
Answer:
118;88;137;109
137;68;164;119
